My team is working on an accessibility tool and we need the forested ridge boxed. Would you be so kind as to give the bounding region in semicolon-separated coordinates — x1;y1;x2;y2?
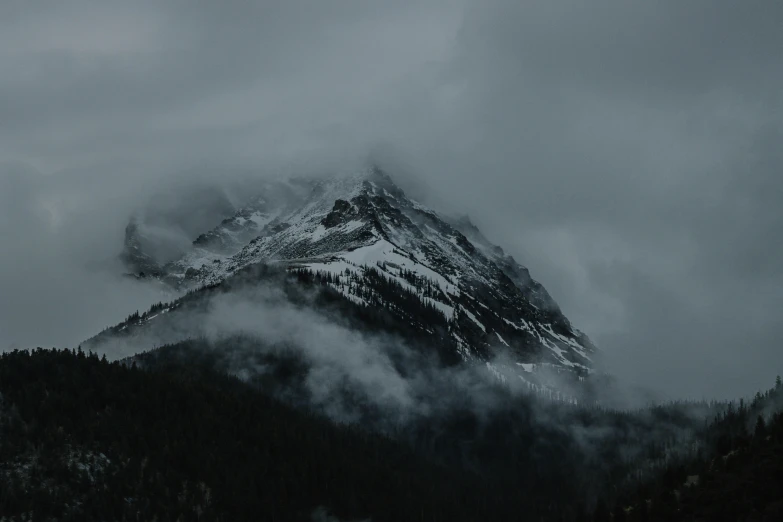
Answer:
0;348;523;522
0;347;781;521
615;377;783;521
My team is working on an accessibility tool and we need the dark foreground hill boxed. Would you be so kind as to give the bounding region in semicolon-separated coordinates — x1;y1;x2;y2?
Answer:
0;348;526;522
0;348;781;521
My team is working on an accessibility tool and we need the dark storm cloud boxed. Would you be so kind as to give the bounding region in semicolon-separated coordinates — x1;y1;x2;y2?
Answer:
0;0;459;170
1;0;780;399
419;0;783;400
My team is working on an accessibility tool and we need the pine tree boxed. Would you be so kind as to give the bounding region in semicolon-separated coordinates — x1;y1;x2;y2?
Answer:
754;415;766;439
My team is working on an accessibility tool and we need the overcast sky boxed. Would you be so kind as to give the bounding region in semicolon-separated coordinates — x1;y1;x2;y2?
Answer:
1;0;781;400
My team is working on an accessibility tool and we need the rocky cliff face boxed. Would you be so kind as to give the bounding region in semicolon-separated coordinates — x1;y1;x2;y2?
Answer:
116;167;596;391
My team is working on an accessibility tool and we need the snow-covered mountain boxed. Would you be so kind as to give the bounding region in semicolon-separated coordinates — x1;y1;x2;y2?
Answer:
117;167;596;391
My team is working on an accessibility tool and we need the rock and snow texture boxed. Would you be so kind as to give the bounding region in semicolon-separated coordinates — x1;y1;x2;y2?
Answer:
120;167;596;382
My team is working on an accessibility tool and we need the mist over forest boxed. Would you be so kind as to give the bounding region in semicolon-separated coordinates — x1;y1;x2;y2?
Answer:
1;1;782;521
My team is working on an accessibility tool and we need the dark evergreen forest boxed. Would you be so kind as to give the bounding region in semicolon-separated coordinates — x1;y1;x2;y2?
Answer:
0;347;781;521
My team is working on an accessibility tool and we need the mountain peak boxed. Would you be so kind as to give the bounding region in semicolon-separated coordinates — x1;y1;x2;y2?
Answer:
307;165;405;198
117;167;596;389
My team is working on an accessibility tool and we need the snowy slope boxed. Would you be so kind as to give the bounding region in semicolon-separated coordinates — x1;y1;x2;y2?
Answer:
118;167;596;388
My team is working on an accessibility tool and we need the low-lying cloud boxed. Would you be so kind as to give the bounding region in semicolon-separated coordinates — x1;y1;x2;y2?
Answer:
2;0;782;400
90;279;496;424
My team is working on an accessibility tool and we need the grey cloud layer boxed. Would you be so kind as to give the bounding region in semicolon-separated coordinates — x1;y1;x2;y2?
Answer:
1;0;781;399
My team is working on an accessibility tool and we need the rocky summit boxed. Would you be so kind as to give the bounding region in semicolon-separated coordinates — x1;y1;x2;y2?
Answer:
118;166;596;392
